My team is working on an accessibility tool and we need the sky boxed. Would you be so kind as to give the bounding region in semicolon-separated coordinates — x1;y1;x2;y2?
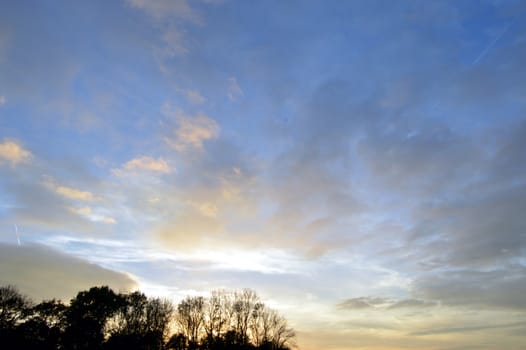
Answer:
1;0;526;349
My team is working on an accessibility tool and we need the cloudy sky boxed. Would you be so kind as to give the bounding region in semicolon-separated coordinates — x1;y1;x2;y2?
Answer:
1;0;526;348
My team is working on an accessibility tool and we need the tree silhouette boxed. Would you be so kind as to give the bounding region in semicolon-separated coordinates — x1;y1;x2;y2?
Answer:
63;286;125;350
0;285;296;350
175;295;205;348
0;285;32;330
0;285;34;348
167;333;188;350
232;289;260;346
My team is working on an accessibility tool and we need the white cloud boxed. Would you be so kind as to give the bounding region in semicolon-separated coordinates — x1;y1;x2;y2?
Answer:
68;206;93;216
67;206;117;225
0;95;6;106
43;176;97;201
0;139;32;166
162;104;219;152
120;156;172;174
91;215;117;225
227;77;244;101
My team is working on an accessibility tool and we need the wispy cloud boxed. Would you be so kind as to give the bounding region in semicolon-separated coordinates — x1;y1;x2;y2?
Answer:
337;297;437;310
413;266;526;310
0;95;6;106
68;206;93;216
162;104;219;152
156;26;189;60
388;298;438;309
67;206;117;225
337;297;392;310
43;176;98;201
116;156;172;175
410;320;526;336
188;200;218;218
126;0;206;72
126;0;199;22
227;77;243;101
177;88;206;105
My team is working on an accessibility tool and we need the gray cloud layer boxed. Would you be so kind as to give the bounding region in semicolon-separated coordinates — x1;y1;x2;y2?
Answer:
0;243;137;301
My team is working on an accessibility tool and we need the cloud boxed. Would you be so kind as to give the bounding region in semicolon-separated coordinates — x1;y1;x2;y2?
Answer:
162;104;219;152
150;175;256;251
78;215;115;225
156;26;188;60
410;320;526;336
0;139;32;166
337;297;436;310
97;216;117;224
388;298;437;309
0;146;114;235
0;243;138;301
0;95;5;106
43;176;97;201
358;121;481;195
118;156;172;174
125;0;205;66
178;88;206;105
68;206;117;225
126;0;199;22
189;200;218;218
413;266;526;310
262;94;365;255
68;206;92;216
227;77;243;101
382;120;526;271
126;0;210;72
157;210;223;247
2;5;525;350
337;297;392;310
1;181;95;233
122;131;262;253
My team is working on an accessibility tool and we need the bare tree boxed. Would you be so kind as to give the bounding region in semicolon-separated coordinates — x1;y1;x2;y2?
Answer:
249;301;267;347
146;297;174;338
269;310;296;350
175;296;205;345
232;289;260;344
105;292;173;350
203;289;232;341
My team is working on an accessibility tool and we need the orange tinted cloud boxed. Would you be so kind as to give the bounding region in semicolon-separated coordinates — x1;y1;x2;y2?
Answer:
0;139;32;166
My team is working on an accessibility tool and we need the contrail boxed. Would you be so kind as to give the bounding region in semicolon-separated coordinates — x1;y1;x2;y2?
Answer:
472;19;516;65
14;224;20;246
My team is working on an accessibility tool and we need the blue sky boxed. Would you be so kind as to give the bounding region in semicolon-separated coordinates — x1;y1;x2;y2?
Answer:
1;1;526;349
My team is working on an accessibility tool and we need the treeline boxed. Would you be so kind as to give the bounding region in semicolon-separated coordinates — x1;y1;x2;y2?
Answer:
0;285;295;350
